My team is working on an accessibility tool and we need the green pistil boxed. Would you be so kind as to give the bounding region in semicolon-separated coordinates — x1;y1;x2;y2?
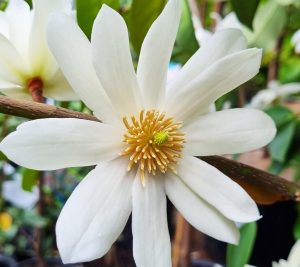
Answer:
153;131;169;145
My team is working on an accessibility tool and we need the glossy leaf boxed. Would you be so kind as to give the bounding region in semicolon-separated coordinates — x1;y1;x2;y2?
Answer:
226;222;257;267
128;0;166;55
172;0;199;64
269;120;297;163
77;0;120;38
21;168;39;192
230;0;260;29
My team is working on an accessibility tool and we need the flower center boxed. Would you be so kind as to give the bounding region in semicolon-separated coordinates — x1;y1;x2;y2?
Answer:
120;109;185;184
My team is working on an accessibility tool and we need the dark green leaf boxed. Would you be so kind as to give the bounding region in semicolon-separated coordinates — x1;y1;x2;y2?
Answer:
230;0;260;29
226;222;257;267
269;121;297;163
264;106;295;128
128;0;166;55
21;168;39;192
77;0;120;39
172;0;199;64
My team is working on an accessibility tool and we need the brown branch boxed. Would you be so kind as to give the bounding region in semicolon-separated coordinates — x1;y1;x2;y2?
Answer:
201;156;300;204
0;95;299;204
0;95;98;122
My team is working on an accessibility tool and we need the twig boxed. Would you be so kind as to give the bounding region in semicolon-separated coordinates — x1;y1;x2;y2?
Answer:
0;95;299;203
0;95;98;122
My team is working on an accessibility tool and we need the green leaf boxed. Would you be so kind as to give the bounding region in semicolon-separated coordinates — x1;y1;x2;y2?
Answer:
172;0;199;64
230;0;260;29
21;168;39;192
226;222;257;267
264;105;295;128
128;0;167;55
244;1;286;53
269;120;297;163
76;0;120;39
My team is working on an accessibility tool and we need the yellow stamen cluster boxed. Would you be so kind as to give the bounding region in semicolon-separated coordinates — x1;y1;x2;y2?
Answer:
120;110;185;184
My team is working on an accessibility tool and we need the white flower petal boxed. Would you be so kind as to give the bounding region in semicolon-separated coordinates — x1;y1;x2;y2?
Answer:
132;174;171;267
0;80;31;100
165;48;262;123
29;0;71;78
0;12;9;38
91;5;142;117
56;158;133;263
167;29;247;94
177;156;260;223
165;172;239;244
287;239;300;266
47;13;120;125
137;0;181;109
0;118;123;170
4;0;31;59
183;108;276;156
2;175;39;209
44;70;79;101
291;29;300;45
0;34;27;85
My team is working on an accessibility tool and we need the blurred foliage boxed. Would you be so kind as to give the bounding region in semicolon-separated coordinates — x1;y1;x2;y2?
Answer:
230;0;260;29
245;1;287;53
172;0;199;64
0;0;7;10
21;168;39;192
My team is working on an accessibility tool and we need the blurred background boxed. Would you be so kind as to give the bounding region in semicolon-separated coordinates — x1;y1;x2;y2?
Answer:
0;0;300;266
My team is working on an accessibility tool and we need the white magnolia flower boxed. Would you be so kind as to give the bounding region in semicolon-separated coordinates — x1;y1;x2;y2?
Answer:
273;239;300;267
249;80;300;109
292;29;300;54
0;0;276;265
2;174;39;209
0;0;77;102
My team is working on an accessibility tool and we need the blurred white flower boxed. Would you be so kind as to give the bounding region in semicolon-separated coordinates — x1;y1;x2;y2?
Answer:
193;12;243;46
0;0;276;265
249;80;300;109
0;0;78;101
211;12;244;32
2;174;39;209
292;29;300;54
272;239;300;267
